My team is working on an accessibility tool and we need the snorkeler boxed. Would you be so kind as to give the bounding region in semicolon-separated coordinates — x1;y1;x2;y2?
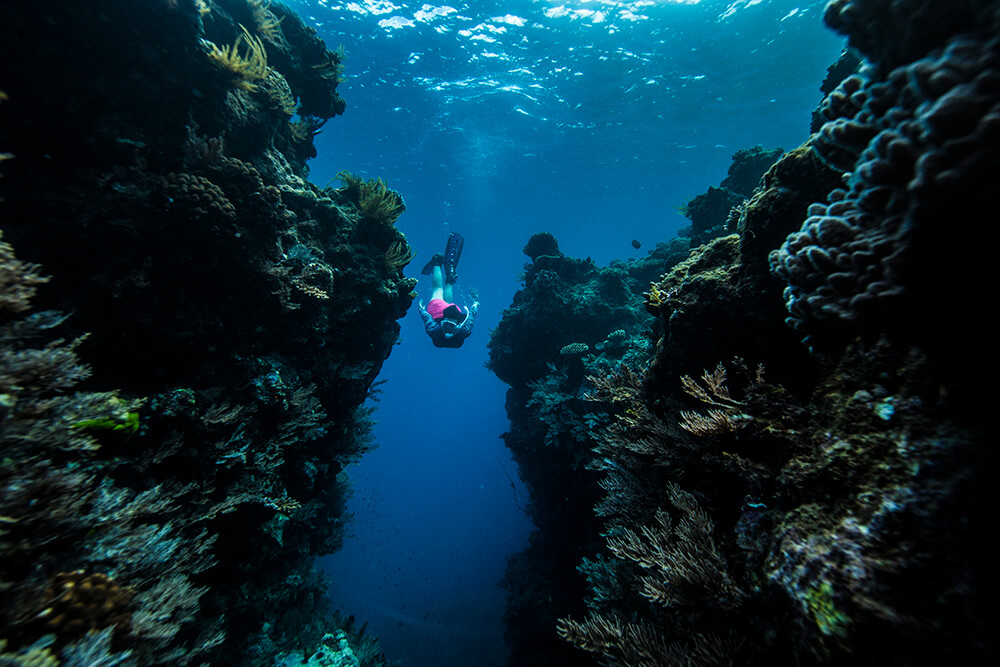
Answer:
418;232;479;348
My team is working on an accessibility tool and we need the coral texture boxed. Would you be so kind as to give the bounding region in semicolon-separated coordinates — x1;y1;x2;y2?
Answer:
770;1;1000;350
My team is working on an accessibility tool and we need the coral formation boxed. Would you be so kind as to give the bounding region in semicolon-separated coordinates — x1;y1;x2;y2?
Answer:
487;236;689;665
490;2;992;664
823;0;993;73
522;232;562;261
0;637;59;667
679;146;783;246
1;0;399;664
771;0;1000;358
559;342;589;356
333;172;406;226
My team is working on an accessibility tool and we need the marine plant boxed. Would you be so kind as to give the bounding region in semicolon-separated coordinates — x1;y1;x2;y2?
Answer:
71;407;140;437
0;231;48;314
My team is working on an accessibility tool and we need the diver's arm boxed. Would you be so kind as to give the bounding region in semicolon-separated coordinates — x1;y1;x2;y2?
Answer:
418;301;438;335
460;301;479;336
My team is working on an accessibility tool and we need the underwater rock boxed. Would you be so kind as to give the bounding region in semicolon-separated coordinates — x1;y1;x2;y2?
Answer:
721;145;786;197
487;238;688;666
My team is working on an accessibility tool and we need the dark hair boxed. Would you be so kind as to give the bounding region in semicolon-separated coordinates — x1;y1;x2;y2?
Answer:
442;304;463;321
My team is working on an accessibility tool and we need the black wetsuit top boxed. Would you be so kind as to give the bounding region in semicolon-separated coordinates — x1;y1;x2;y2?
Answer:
419;301;479;348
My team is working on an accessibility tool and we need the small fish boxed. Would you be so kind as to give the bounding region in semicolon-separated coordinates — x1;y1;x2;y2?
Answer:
631;239;641;249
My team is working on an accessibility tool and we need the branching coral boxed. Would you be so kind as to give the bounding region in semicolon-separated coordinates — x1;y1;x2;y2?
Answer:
263;70;297;116
0;231;48;316
604;484;741;609
557;614;741;666
311;50;346;84
0;236;213;664
677;361;756;436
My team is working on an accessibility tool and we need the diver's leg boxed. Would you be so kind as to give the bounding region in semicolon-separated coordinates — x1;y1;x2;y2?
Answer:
431;265;445;301
443;282;453;303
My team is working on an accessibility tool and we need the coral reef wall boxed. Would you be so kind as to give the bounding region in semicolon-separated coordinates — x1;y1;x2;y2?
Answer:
1;1;412;664
487;235;690;665
491;1;995;665
679;146;784;247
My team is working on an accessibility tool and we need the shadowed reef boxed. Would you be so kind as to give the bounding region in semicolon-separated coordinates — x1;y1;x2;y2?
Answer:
1;1;412;664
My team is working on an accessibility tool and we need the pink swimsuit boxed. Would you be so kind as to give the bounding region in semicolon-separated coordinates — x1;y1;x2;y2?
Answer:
427;298;461;321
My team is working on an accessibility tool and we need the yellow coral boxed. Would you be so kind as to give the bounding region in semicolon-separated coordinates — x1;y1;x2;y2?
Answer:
249;0;284;42
264;70;297;115
384;240;415;272
206;24;270;91
335;172;405;224
0;639;59;666
312;50;346;84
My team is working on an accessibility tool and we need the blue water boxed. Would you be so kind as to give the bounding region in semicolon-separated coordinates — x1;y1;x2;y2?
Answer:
301;1;846;664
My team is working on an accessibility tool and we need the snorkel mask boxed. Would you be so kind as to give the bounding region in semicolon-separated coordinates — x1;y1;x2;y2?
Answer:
440;319;460;337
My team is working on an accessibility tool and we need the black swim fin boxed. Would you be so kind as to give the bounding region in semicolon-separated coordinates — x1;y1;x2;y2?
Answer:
421;253;444;275
444;232;464;284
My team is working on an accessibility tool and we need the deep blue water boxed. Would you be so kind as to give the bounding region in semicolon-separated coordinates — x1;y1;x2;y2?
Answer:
300;1;846;665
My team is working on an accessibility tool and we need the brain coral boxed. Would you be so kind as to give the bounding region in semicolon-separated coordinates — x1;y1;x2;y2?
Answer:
769;11;1000;340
